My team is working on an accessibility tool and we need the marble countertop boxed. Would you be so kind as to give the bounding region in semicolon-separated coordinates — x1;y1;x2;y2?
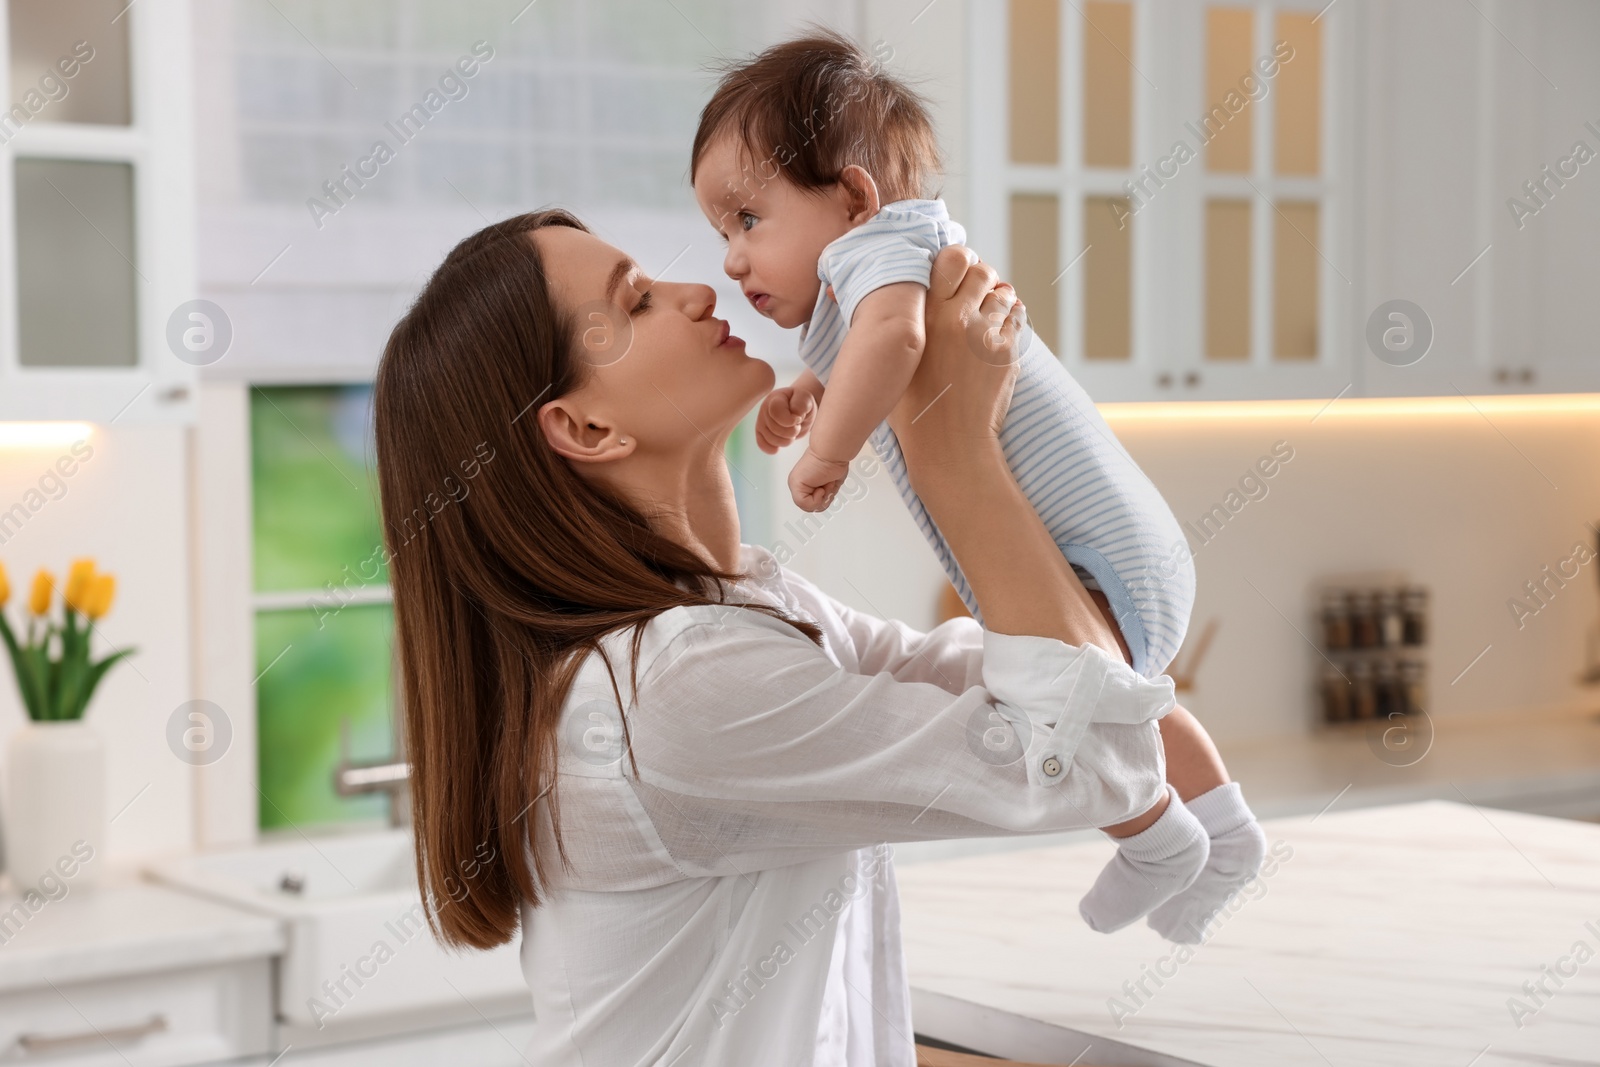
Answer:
0;872;284;992
899;800;1600;1066
1217;704;1600;821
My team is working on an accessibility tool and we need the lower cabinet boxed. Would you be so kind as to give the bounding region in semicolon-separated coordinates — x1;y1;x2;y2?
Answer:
0;959;273;1066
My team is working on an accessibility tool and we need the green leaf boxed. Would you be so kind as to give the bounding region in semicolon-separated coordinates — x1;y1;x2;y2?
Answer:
73;646;137;720
0;612;42;720
39;624;62;721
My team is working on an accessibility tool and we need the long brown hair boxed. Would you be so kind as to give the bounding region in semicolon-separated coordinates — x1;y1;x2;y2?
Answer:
373;209;819;949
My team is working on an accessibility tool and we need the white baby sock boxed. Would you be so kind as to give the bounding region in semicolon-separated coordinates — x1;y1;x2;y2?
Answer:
1078;786;1209;934
1147;781;1267;945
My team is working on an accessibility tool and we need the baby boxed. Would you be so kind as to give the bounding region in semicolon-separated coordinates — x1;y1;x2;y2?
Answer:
691;31;1266;942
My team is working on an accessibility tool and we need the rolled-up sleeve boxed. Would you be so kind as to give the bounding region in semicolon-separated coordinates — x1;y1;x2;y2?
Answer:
619;603;1173;878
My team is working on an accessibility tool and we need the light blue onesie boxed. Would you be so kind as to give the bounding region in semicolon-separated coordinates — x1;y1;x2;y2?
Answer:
797;199;1195;678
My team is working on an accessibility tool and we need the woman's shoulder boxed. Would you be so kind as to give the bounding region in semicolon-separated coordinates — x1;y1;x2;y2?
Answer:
578;546;833;676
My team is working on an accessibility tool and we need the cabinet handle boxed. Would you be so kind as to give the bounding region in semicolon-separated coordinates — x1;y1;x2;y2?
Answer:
1156;373;1173;387
1518;368;1534;383
1493;368;1511;383
1184;371;1201;387
17;1014;167;1054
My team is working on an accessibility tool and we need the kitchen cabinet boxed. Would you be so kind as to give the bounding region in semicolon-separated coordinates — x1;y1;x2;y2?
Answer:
1;960;273;1066
0;0;198;423
0;881;281;1065
967;0;1600;402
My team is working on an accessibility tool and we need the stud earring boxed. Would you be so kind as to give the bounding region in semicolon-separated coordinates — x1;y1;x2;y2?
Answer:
619;437;627;445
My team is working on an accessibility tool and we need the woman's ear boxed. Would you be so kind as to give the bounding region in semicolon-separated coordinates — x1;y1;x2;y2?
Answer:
839;165;882;224
537;398;634;464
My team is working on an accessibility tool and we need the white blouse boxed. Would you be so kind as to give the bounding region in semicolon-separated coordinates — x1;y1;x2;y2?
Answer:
519;545;1175;1066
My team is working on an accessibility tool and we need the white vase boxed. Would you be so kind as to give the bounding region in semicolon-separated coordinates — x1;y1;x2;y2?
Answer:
5;721;105;892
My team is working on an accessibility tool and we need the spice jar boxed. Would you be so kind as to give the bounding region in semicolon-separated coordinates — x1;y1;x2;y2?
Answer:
1400;659;1427;716
1377;589;1403;648
1321;589;1351;651
1374;658;1399;719
1349;590;1379;649
1321;661;1351;722
1402;586;1429;646
1349;660;1377;720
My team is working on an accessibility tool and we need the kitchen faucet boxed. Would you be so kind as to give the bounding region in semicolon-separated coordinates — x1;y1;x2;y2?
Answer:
332;716;411;827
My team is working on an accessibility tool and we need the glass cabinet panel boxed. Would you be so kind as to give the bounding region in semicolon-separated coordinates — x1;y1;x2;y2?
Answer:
1009;0;1059;164
1204;7;1254;173
1082;1;1133;169
1084;196;1132;359
1009;192;1060;352
1275;12;1321;176
1205;198;1252;360
7;0;132;126
15;158;138;367
1273;201;1319;359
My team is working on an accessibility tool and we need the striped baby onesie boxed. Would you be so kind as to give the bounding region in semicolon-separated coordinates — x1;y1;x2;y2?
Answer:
797;198;1195;678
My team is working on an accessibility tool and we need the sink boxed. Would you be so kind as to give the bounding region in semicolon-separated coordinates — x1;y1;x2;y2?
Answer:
145;830;529;1032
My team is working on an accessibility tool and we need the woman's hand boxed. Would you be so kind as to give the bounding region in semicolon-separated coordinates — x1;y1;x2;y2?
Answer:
888;246;1025;485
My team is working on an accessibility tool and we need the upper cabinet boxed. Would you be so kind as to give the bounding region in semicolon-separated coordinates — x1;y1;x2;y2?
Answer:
0;0;197;423
969;0;1600;401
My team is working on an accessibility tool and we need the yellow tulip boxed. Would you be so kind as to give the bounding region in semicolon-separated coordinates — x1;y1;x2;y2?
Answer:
28;570;53;616
64;558;96;614
0;561;9;607
85;574;116;620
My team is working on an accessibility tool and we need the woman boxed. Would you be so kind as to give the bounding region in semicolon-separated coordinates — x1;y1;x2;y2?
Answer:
374;209;1182;1066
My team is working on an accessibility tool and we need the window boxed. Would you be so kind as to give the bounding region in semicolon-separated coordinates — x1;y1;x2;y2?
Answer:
971;0;1341;395
227;0;750;215
251;384;393;831
247;385;767;833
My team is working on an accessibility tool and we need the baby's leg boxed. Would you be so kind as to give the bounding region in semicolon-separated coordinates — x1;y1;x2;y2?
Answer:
1078;590;1270;943
1076;591;1210;933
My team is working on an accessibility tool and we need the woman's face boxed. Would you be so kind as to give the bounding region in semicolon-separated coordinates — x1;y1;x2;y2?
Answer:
533;225;774;463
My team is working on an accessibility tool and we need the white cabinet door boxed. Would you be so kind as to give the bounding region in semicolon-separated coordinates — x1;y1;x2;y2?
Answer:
1354;0;1491;399
0;960;273;1066
1485;0;1600;395
0;0;197;423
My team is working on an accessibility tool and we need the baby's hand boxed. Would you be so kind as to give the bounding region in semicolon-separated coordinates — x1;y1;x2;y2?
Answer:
788;449;851;512
755;387;817;455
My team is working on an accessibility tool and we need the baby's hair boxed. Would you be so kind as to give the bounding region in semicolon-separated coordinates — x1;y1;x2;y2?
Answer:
690;29;941;206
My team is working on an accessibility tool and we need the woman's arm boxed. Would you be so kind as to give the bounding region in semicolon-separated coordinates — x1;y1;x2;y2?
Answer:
888;247;1124;659
612;607;1167;873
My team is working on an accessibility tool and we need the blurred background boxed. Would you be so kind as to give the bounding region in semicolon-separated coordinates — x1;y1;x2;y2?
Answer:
0;0;1599;1059
1;0;1598;850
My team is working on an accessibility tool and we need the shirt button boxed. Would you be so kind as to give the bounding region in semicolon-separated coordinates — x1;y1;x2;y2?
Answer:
1041;756;1062;778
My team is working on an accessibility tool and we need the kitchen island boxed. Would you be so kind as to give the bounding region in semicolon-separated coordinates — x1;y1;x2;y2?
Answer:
899;801;1600;1066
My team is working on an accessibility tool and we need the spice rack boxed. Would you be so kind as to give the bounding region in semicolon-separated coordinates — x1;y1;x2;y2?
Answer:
1314;577;1430;725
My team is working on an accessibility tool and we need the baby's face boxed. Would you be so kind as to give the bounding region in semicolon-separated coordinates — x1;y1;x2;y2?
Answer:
694;135;855;330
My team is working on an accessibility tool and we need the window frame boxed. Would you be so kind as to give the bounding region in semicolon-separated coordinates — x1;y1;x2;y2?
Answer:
967;0;1357;402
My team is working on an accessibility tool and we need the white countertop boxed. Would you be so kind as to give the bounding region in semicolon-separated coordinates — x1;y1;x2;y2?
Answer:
899;801;1600;1066
1218;705;1600;820
0;872;284;992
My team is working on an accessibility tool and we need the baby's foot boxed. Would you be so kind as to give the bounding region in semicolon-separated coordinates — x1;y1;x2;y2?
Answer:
1078;787;1209;934
1147;782;1267;944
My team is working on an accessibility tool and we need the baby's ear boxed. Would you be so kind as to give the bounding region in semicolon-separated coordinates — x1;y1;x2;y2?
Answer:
839;164;882;223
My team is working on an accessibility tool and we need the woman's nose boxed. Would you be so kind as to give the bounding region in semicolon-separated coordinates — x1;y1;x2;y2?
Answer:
685;283;718;321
